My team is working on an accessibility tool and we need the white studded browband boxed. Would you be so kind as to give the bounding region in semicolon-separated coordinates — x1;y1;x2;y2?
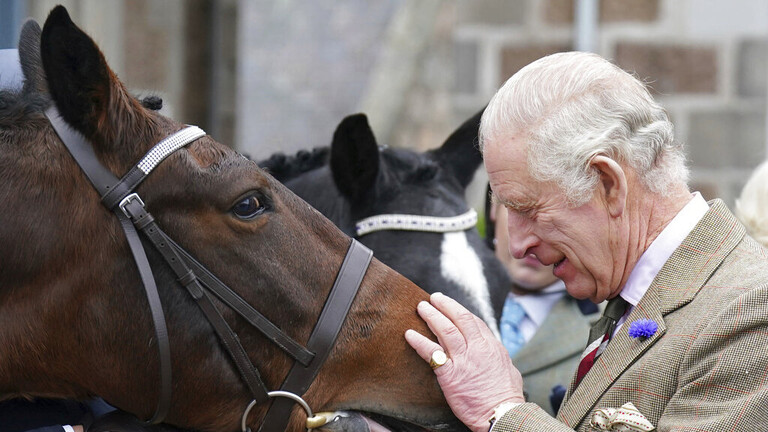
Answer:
355;209;478;237
137;126;207;174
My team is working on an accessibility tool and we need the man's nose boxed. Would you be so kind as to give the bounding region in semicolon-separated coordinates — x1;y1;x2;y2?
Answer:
506;213;537;259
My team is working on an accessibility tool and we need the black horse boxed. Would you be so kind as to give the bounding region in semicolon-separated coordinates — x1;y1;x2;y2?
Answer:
259;111;510;335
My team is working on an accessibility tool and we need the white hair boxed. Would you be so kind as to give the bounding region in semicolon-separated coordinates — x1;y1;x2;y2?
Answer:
735;161;768;247
480;51;689;206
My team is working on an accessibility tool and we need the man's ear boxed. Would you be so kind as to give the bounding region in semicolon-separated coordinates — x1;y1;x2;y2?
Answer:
590;155;627;218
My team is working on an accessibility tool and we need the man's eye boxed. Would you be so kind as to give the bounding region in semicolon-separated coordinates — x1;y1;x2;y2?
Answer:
510;206;535;220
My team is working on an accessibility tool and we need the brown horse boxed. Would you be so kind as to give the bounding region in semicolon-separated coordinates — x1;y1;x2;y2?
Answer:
0;7;466;432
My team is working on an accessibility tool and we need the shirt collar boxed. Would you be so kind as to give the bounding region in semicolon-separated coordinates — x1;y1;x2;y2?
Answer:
620;192;709;306
515;280;566;326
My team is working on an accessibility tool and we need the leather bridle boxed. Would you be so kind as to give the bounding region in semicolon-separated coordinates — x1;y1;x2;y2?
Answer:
45;106;373;432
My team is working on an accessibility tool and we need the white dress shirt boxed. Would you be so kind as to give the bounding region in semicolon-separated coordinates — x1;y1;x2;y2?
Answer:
614;192;709;333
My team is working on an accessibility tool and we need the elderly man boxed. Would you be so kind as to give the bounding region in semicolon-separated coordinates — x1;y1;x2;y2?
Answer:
487;187;600;415
406;51;768;432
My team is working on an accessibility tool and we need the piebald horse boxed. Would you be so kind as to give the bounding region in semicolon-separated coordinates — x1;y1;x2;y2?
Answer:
259;113;510;338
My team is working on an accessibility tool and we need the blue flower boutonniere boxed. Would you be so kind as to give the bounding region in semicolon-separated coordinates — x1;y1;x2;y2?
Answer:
628;319;658;340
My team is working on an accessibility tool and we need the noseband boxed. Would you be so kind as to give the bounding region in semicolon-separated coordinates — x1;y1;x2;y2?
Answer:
46;107;372;432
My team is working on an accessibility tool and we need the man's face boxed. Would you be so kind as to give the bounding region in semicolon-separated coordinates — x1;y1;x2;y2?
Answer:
484;138;624;303
492;203;559;291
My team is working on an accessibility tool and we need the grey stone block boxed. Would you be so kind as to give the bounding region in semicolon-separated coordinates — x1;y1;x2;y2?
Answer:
615;43;718;94
453;40;478;93
237;0;401;159
688;109;767;169
544;0;659;24
457;0;527;26
737;40;768;98
500;44;570;85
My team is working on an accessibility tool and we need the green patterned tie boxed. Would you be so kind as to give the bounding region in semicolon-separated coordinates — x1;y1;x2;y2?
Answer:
587;296;629;346
575;296;628;386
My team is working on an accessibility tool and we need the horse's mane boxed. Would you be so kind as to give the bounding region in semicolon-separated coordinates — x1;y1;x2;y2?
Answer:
0;89;48;127
258;144;442;187
258;147;330;181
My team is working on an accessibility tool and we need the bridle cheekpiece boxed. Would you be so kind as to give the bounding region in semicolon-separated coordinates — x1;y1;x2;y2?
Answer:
46;106;372;432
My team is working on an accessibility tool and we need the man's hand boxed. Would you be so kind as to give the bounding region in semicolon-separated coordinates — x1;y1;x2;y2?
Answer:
405;292;526;432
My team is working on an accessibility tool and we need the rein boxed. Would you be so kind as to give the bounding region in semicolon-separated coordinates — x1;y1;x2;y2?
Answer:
45;107;373;431
355;209;478;237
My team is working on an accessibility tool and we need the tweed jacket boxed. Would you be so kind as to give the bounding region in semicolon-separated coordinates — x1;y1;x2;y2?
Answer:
513;295;600;415
493;200;768;431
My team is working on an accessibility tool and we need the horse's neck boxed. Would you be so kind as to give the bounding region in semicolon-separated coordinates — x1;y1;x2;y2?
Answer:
0;283;88;396
0;159;122;398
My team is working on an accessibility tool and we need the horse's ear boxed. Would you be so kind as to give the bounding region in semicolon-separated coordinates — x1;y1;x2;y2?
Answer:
40;6;115;143
18;19;47;95
431;107;485;189
330;113;380;201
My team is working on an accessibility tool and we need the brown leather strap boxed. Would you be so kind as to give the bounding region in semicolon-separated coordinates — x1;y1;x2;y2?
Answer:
166;236;315;366
258;240;372;432
121;197;271;403
45;107;173;424
101;165;146;209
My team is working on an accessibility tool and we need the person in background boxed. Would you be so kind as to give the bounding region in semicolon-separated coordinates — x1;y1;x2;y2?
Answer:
485;186;599;414
735;160;768;248
406;51;768;432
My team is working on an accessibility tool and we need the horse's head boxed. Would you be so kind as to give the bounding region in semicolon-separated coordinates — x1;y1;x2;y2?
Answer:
0;6;468;431
261;113;511;337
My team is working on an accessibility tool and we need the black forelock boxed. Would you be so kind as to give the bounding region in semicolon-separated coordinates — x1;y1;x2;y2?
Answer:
257;147;331;182
140;95;163;111
380;147;439;185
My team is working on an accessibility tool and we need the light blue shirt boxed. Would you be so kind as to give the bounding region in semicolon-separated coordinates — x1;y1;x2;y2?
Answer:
513;280;567;343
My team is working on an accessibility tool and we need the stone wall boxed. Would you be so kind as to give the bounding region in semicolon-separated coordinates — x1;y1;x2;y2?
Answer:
24;0;237;145
440;0;768;207
16;0;768;209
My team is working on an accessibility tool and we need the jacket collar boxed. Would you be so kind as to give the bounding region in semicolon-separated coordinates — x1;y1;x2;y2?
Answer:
557;200;745;427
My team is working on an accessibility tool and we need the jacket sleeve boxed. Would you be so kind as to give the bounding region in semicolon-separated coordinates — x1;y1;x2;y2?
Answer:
494;284;768;432
491;403;575;431
656;284;768;431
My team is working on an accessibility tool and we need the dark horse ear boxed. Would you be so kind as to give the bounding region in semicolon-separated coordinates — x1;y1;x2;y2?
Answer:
40;6;123;145
330;113;380;202
431;107;486;189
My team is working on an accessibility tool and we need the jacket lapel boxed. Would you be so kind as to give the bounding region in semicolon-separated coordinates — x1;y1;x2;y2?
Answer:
557;200;745;427
514;296;594;376
558;289;666;426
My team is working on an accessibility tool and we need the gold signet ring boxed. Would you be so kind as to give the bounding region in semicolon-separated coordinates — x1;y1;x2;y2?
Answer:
429;350;448;370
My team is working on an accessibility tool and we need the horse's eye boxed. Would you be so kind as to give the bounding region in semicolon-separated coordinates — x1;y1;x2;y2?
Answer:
232;195;265;219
